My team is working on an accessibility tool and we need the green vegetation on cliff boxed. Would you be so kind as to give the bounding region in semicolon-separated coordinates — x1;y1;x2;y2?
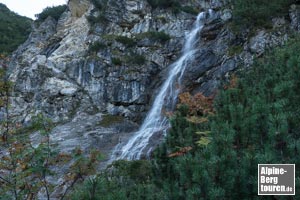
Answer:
146;0;198;14
232;0;295;29
0;3;32;54
0;3;67;55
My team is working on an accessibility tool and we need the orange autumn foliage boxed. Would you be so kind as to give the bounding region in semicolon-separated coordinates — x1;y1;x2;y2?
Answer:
168;146;193;158
178;92;214;116
224;74;238;90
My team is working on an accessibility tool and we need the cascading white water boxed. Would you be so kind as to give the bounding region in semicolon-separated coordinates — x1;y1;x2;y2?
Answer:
111;10;212;160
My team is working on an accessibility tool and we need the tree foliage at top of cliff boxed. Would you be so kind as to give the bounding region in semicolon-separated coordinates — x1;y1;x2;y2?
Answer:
232;0;295;30
0;3;32;54
35;5;67;22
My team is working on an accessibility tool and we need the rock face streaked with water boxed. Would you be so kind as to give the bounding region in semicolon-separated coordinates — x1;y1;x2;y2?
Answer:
111;10;214;160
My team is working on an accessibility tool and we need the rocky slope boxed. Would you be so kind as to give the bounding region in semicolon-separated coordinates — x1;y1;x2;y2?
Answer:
5;0;300;161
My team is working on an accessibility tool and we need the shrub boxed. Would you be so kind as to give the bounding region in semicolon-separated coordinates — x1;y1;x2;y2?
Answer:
110;160;152;181
35;5;67;21
86;15;97;24
150;31;171;43
115;36;137;47
90;0;106;10
147;0;179;9
227;44;243;56
88;41;106;53
111;57;122;66
180;6;199;15
87;14;108;25
87;0;108;25
133;54;146;65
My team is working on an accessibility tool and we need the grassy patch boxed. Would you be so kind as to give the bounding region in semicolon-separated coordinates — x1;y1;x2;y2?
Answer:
227;44;243;56
100;114;124;127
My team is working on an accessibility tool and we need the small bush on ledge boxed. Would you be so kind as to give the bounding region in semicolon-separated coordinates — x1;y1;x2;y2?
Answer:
180;6;199;15
112;57;122;66
137;31;171;43
100;114;124;127
87;0;108;25
124;53;146;65
88;41;107;53
146;0;199;15
90;0;107;10
87;13;108;25
115;36;137;47
146;31;171;43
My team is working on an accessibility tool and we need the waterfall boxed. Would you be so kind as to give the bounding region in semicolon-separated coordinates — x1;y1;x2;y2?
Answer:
111;10;212;161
